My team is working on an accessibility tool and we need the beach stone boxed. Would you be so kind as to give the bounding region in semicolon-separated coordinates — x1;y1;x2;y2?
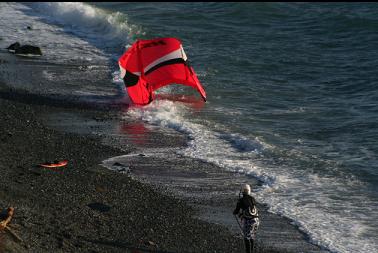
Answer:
6;42;42;55
6;42;20;52
61;230;72;239
112;162;131;173
0;208;8;220
15;45;42;56
87;202;111;213
95;186;106;192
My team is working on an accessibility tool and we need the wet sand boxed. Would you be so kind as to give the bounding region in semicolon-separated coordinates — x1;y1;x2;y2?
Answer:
0;51;327;253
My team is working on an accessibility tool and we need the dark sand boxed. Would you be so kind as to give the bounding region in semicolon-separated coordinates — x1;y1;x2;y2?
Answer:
0;51;328;253
0;86;247;253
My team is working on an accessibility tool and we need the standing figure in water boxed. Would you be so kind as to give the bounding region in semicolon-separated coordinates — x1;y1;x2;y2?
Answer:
233;184;260;253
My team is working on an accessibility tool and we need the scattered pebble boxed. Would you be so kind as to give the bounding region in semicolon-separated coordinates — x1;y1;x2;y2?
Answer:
87;202;111;213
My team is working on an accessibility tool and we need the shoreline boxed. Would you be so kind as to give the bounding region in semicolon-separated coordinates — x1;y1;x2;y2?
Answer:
0;51;327;253
0;84;244;253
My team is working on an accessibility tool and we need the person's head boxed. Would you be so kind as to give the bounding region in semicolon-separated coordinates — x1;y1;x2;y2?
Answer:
241;184;251;195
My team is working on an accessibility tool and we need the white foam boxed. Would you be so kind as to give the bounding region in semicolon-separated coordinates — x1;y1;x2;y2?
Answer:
26;2;143;49
0;2;109;64
111;70;128;97
124;100;378;253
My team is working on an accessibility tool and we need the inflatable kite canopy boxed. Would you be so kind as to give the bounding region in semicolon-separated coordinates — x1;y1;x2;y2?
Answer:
118;37;207;105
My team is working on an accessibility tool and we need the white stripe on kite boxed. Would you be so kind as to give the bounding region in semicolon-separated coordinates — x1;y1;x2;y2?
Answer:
144;47;185;73
119;45;187;78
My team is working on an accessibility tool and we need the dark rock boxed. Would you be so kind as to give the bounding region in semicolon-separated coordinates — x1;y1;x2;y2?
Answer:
112;162;131;173
95;186;106;193
6;42;20;53
92;117;102;121
113;162;124;167
113;162;131;173
61;230;72;239
7;42;42;55
15;45;42;56
6;42;42;56
0;208;8;220
87;202;111;213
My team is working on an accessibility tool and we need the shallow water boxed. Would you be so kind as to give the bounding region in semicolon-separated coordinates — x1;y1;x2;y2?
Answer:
1;2;378;252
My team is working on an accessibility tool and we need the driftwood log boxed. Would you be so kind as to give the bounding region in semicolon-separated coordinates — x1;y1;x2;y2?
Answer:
0;207;23;242
0;207;14;230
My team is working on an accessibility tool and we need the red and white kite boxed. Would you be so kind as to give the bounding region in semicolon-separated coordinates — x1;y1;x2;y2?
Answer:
118;37;206;105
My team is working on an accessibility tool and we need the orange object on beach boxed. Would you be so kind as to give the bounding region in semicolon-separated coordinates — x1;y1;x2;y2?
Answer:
39;160;68;168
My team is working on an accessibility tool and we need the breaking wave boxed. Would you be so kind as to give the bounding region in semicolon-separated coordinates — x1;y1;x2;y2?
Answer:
125;100;378;253
24;2;144;54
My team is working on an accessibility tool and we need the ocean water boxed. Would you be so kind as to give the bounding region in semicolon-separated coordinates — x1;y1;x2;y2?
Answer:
1;2;378;253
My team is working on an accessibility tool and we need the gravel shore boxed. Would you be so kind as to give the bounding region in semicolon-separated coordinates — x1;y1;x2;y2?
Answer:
0;84;249;253
0;50;326;253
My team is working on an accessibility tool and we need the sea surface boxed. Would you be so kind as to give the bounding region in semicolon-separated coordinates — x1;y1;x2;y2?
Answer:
1;2;378;253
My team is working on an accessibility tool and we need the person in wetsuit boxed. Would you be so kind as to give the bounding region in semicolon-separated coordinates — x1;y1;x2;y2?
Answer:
233;184;259;253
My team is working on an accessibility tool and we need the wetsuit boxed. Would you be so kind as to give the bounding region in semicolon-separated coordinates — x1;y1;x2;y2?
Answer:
233;194;259;253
